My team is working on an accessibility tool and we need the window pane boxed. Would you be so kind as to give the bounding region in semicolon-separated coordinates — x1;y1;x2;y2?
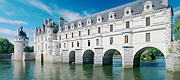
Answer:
126;22;129;28
146;17;150;26
110;25;113;32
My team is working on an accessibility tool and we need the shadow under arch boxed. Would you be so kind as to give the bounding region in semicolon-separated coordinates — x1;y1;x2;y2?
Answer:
133;46;165;67
103;49;121;65
69;51;75;63
83;50;94;64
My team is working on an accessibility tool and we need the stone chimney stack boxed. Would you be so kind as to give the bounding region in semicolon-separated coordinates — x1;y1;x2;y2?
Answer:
59;17;65;27
44;19;47;25
161;0;168;6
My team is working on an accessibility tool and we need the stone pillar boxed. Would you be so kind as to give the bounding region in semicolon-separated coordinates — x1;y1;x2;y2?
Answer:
122;46;134;68
166;53;180;72
94;47;103;66
75;49;83;64
62;49;69;63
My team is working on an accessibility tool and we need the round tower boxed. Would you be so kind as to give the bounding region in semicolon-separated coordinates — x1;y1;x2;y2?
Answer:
14;26;29;61
34;27;37;54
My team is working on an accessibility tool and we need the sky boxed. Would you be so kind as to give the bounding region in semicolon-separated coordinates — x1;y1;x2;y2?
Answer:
0;0;180;46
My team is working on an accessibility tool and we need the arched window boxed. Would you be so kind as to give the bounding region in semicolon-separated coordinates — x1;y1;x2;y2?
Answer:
96;39;99;45
59;35;61;40
125;35;128;43
110;25;113;32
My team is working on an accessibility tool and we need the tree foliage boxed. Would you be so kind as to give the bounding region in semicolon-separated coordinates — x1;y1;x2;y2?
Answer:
172;15;180;40
0;38;14;54
24;46;34;52
140;48;163;61
113;51;120;55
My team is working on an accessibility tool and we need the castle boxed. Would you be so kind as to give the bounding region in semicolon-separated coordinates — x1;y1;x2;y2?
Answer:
33;0;178;71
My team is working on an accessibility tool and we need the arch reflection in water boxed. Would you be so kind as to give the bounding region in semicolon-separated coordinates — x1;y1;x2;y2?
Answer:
8;59;180;80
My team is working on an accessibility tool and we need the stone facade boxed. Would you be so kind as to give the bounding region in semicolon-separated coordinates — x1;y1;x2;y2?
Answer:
34;0;178;71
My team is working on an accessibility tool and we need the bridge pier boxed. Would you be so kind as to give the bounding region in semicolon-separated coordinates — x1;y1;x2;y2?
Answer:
94;48;103;66
122;46;134;68
75;49;83;64
166;53;180;72
62;50;69;63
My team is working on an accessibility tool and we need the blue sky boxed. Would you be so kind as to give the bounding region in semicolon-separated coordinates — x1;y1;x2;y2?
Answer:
0;0;180;46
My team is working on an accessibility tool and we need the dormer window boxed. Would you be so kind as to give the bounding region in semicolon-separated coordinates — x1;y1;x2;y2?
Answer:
65;25;68;31
108;12;115;20
96;15;102;23
87;18;92;26
78;21;82;28
124;7;132;17
71;23;75;29
143;1;153;13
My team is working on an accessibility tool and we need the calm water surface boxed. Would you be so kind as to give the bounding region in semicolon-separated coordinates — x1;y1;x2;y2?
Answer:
0;57;180;80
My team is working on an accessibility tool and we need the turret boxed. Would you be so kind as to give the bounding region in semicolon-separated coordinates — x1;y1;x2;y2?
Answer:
44;19;47;25
17;28;20;36
46;25;53;54
41;24;44;34
34;26;37;53
38;26;41;34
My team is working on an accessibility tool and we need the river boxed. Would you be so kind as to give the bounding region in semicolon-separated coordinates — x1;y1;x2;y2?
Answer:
0;56;180;80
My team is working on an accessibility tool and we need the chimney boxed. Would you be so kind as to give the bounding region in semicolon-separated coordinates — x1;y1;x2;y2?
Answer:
48;18;50;25
59;17;65;27
161;0;168;6
44;19;47;25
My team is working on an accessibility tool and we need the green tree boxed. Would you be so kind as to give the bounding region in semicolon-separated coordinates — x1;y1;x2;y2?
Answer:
24;46;34;52
0;38;14;54
172;15;180;40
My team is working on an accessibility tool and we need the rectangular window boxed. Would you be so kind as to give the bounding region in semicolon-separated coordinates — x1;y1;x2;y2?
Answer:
110;37;113;45
41;37;43;41
77;41;79;47
66;34;67;39
79;31;81;36
98;27;101;33
59;43;61;48
64;43;66;48
38;45;39;50
88;40;90;46
59;35;61;40
72;33;73;38
110;25;113;32
72;42;74;47
146;33;150;42
88;29;90;35
146;17;150;26
126;21;129;28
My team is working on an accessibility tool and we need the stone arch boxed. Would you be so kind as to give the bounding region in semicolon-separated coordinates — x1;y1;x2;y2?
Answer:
133;46;165;67
103;49;121;65
83;49;94;64
69;50;75;63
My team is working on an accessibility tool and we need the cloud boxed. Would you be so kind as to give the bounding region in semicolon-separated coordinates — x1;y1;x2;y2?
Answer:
0;17;27;25
174;6;180;11
0;0;6;2
174;10;180;15
58;10;82;21
27;0;52;15
28;41;34;46
0;28;16;35
83;11;90;16
5;11;14;16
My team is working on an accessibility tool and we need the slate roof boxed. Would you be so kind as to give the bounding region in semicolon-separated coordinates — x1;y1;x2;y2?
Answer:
61;0;168;31
15;26;29;39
